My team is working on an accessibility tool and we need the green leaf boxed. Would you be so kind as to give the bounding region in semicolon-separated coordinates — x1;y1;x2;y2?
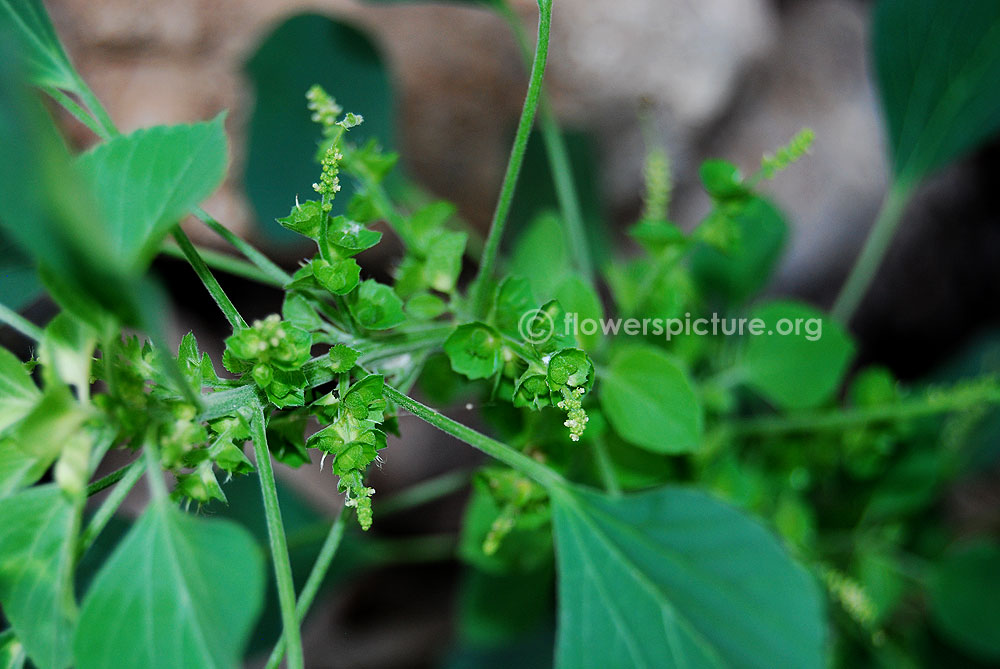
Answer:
741;300;854;410
423;229;467;293
492;276;535;338
0;485;80;669
874;0;1000;183
313;257;361;295
699;159;747;202
599;344;702;454
509;212;572;302
405;292;447;320
0;42;136;322
0;347;39;434
554;275;603;351
445;323;504;380
550;484;826;669
75;116;228;270
928;541;1000;661
244;14;393;244
326;215;382;257
348;279;406;330
73;499;265;669
0;439;48;499
0;0;79;91
690;197;787;305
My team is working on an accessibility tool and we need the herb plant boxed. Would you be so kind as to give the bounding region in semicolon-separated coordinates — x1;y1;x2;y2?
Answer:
2;0;1000;667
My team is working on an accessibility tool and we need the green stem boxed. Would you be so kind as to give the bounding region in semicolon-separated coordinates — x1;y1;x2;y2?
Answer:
383;384;565;490
78;458;147;557
470;0;554;317
264;507;348;669
378;469;472;516
499;1;592;280
171;228;247;330
142;438;168;501
729;383;1000;437
0;303;43;341
160;241;283;287
591;435;621;497
44;87;106;138
831;182;913;323
72;74;117;139
249;406;304;669
86;459;140;497
192;207;292;286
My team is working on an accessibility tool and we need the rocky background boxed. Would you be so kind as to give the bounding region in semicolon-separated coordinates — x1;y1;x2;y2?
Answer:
41;0;1000;666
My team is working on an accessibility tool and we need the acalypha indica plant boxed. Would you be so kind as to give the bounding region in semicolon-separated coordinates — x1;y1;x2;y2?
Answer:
2;0;1000;667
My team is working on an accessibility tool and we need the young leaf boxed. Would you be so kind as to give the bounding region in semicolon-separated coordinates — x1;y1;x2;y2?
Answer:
445;323;503;380
509;212;572;302
874;0;1000;183
741;300;854;410
0;347;39;434
0;0;79;91
75;116;228;270
927;541;1000;661
690;197;787;305
73;499;265;669
0;485;80;669
550;484;826;669
348;279;406;330
598;345;702;454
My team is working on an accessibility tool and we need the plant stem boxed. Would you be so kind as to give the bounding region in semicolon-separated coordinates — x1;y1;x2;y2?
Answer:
831;182;913;323
379;469;472;516
0;303;43;341
86;459;141;497
470;0;554;317
44;87;106;138
729;382;1000;437
72;74;117;140
78;458;147;557
383;385;565;490
499;1;593;280
192;207;293;286
142;438;168;501
171;228;247;330
591;435;621;497
160;241;283;287
264;507;348;669
249;406;304;669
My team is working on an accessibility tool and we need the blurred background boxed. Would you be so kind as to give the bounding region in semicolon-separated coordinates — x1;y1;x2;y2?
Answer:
21;0;1000;666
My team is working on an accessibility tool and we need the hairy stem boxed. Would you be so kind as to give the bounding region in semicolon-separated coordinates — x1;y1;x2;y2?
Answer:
383;385;565;490
729;382;1000;436
78;458;147;557
0;303;43;341
470;0;554;317
172;228;247;330
193;207;292;286
499;1;592;280
264;507;348;669
160;240;283;287
831;182;913;323
250;406;305;669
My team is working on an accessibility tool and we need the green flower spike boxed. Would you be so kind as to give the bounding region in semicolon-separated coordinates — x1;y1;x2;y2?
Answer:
557;386;588;441
313;145;343;212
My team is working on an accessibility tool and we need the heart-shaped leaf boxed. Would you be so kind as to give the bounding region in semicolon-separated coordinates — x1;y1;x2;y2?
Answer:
0;485;80;669
551;484;826;668
75;116;228;270
73;499;265;669
874;0;1000;183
